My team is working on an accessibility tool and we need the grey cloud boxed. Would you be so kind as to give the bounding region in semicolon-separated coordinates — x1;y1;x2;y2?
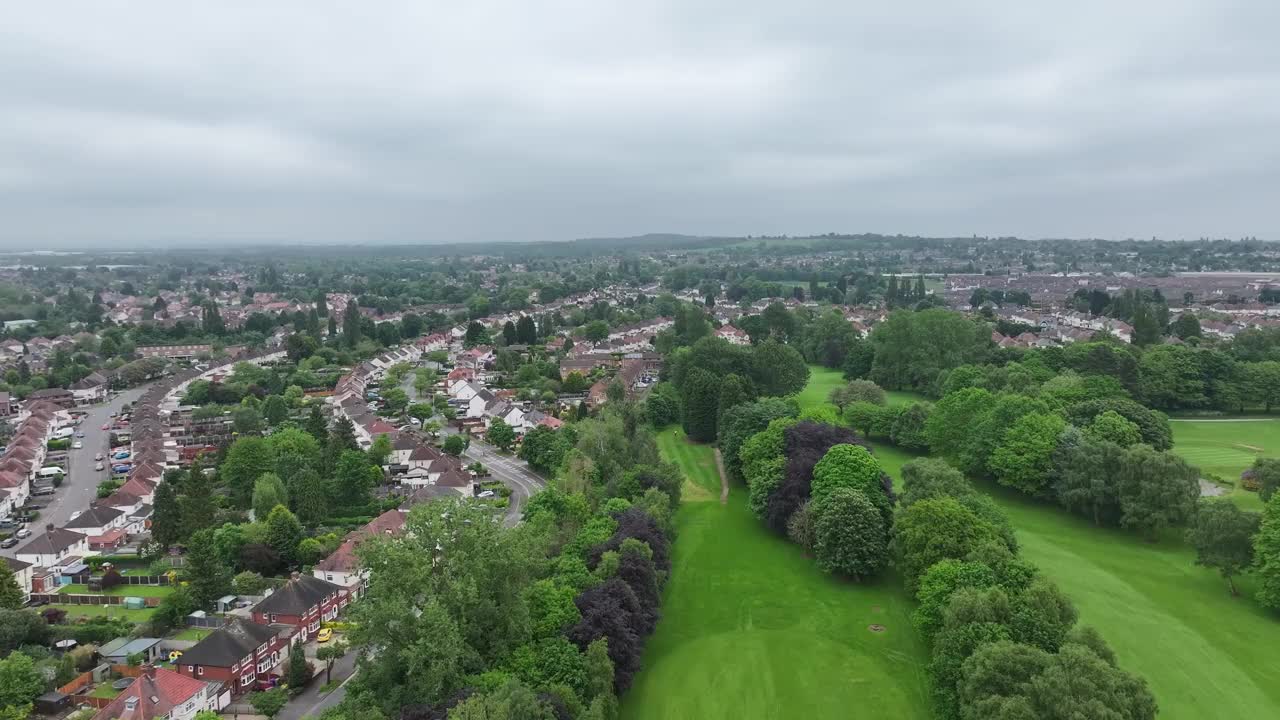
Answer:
1;0;1278;248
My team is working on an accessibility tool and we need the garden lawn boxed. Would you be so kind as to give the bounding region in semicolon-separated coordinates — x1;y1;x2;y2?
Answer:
46;604;155;622
59;583;174;598
1171;418;1280;511
622;428;931;720
172;627;213;642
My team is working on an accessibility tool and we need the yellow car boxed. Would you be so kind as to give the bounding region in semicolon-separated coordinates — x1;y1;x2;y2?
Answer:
316;628;333;643
169;650;183;663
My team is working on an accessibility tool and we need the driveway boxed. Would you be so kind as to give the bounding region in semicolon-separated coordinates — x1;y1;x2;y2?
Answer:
277;648;358;720
2;385;150;559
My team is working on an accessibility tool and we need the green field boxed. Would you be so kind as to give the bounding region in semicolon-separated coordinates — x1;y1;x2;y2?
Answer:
1171;419;1280;511
795;366;927;412
60;583;174;598
790;369;1280;720
623;428;931;720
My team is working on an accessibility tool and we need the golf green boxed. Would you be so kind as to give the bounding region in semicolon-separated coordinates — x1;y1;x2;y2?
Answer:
622;428;931;720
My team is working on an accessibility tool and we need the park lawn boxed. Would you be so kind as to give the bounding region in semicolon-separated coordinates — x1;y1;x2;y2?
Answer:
1171;418;1280;511
46;604;155;622
60;583;174;598
622;428;931;720
656;428;719;501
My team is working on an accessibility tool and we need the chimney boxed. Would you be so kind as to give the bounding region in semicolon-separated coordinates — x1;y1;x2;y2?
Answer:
290;571;301;582
141;663;156;679
46;523;55;533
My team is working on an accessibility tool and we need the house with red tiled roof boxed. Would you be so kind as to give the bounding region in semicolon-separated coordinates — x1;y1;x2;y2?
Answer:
92;665;222;720
313;508;409;593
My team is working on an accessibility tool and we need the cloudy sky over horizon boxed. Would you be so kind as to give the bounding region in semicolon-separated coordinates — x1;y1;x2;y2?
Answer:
2;1;1279;249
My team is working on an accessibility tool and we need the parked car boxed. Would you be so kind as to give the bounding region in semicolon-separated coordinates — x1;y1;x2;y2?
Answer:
111;465;130;474
95;453;104;461
72;441;83;449
316;628;333;643
32;487;55;496
75;431;85;438
95;463;104;471
15;528;30;539
0;537;17;549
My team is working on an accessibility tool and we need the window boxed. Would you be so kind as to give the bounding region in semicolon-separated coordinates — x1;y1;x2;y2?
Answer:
241;674;254;687
197;667;204;676
270;614;277;622
188;666;195;673
326;574;334;582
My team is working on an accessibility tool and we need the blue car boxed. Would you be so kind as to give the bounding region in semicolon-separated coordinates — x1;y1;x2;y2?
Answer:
111;464;131;474
113;451;130;460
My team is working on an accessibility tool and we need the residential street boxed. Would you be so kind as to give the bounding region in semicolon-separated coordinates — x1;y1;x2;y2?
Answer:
463;440;545;526
2;384;150;559
277;649;358;720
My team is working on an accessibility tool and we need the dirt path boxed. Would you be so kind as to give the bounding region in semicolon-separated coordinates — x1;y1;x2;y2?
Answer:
713;449;730;505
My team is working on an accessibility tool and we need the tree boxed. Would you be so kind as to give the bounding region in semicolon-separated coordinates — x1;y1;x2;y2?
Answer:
233;405;265;435
221;436;277;508
252;473;289;521
1022;642;1157;720
810;443;885;505
0;566;22;610
150;478;183;549
285;637;311;690
1172;313;1202;340
332;450;378;506
584;321;610;343
810;488;888;579
989;413;1066;497
249;688;288;719
0;652;43;711
265;506;305;568
262;395;289;426
502;320;518;346
900;458;973;509
681;368;721;442
443;434;467;457
895;497;1001;592
1254;494;1280;611
184;528;232;609
924;387;995;459
1083;410;1142;447
869;309;991;390
718;397;798;483
305;404;329;441
342;301;362;347
368;433;393;467
716;373;752;421
488;418;517;452
201;300;225;336
516;315;538;344
643;382;682;428
1247;457;1280;503
316;640;348;684
1185;499;1260;596
518;426;569;476
829;380;886;410
1117;444;1199;540
751;340;809;396
890;402;931;450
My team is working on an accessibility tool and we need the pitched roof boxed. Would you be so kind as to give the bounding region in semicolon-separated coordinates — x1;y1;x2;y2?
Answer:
65;505;123;529
16;526;86;556
251;574;343;615
92;667;209;720
177;617;279;667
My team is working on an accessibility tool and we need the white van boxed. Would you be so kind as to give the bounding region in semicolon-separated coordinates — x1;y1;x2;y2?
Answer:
38;466;66;478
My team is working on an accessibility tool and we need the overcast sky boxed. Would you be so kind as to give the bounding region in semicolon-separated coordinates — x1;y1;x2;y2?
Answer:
2;1;1278;249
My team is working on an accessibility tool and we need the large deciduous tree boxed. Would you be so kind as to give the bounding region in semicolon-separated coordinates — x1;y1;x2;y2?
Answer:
1186;499;1260;596
810;488;888;579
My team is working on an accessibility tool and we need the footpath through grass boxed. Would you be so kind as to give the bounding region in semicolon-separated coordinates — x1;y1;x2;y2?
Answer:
791;368;1280;720
623;428;931;720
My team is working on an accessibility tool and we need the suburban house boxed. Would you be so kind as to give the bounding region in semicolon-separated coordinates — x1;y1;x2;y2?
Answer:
25;388;76;409
312;508;408;593
249;573;349;643
91;665;223;720
15;525;93;568
176;617;291;696
714;324;751;345
70;371;110;404
137;344;212;360
4;557;32;602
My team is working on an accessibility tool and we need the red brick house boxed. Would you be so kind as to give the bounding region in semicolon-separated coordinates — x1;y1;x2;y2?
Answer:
175;617;291;696
250;574;349;642
92;665;221;720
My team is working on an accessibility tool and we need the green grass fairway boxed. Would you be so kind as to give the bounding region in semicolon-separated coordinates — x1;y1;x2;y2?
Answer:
1171;419;1280;511
795;366;845;411
792;370;1280;719
656;429;720;501
623;428;930;720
